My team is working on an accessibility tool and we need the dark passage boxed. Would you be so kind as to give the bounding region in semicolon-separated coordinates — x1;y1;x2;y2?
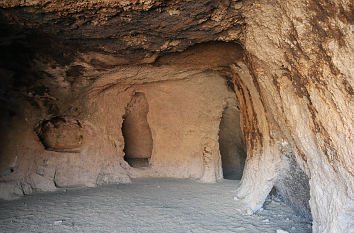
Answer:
219;98;246;180
122;92;153;168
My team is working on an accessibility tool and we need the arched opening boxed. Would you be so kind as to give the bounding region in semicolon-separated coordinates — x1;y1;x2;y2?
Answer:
122;92;153;168
219;98;246;180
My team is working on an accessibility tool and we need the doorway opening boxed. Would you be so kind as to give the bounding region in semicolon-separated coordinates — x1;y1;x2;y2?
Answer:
122;92;153;168
219;98;246;180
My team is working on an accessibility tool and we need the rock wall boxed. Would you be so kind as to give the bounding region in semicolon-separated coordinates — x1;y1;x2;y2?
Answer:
0;0;353;232
36;117;84;153
88;67;235;182
0;62;237;199
233;0;353;232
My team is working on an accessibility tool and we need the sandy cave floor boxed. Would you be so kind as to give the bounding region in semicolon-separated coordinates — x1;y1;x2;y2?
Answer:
0;178;312;233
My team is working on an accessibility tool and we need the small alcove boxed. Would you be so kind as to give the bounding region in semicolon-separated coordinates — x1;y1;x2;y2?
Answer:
122;92;153;168
218;99;246;180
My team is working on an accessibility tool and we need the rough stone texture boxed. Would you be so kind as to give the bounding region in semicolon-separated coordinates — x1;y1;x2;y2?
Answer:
0;45;240;198
232;1;353;232
88;68;234;182
0;0;353;232
36;117;84;152
232;61;284;215
275;151;312;220
0;0;243;64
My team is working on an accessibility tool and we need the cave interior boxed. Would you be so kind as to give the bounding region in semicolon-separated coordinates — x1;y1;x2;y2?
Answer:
0;1;353;232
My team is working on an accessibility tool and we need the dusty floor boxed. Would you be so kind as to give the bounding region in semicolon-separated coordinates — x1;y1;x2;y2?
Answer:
0;179;312;233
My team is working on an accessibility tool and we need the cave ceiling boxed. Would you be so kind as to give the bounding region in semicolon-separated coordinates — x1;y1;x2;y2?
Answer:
0;0;244;65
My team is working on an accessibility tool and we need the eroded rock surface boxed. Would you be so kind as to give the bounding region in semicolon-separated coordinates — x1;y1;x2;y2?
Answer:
0;0;352;232
0;43;240;198
0;0;243;64
36;117;84;152
234;1;353;232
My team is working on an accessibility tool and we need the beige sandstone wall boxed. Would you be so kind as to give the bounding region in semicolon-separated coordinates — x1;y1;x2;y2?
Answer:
89;67;236;182
0;1;352;231
232;0;353;231
0;65;237;199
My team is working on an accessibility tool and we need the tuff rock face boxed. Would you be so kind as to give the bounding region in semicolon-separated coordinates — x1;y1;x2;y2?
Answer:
0;1;353;233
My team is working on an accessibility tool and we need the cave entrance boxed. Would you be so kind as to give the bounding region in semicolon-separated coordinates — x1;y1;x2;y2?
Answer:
122;92;153;168
219;98;246;180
